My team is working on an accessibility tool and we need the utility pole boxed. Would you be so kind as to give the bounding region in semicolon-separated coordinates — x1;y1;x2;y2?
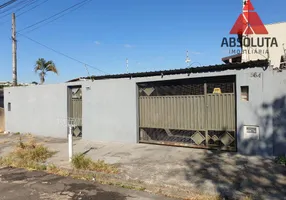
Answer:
12;13;17;86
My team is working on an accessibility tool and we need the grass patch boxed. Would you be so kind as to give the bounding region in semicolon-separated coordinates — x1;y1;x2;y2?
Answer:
275;155;286;166
0;136;55;170
0;156;47;171
183;196;221;200
15;137;54;162
100;180;146;191
45;164;143;191
71;153;91;170
71;173;95;181
47;164;70;176
71;153;118;174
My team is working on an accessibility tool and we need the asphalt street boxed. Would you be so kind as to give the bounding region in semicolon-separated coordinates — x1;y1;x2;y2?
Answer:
0;167;174;200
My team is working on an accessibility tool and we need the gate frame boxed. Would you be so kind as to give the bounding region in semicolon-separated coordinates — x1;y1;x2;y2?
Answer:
136;75;238;152
67;85;83;138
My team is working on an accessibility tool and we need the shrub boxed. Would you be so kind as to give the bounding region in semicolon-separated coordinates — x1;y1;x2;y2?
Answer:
71;153;92;170
14;138;54;162
0;137;54;170
275;155;286;166
71;153;118;174
47;164;70;176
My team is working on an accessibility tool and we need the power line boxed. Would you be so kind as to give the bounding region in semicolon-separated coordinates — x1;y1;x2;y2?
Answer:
22;0;90;34
18;33;108;75
0;0;35;19
0;0;26;14
18;0;92;33
0;0;48;25
0;0;17;9
8;0;36;13
17;0;49;17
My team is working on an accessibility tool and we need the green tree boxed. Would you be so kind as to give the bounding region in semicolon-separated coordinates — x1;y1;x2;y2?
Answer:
34;58;58;84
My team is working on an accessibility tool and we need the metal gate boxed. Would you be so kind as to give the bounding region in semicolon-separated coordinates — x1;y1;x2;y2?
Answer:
138;76;236;151
68;86;82;137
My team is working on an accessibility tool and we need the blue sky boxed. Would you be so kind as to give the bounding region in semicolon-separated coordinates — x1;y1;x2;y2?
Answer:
0;0;285;84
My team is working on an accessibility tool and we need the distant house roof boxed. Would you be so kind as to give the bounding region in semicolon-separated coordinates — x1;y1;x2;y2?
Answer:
265;21;286;26
222;53;242;64
0;81;11;85
67;59;268;82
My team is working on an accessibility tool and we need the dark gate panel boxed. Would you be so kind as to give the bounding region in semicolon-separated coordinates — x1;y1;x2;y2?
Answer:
138;76;236;151
68;86;82;137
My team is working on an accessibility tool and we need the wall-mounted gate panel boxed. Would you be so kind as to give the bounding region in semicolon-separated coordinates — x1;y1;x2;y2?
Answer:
138;76;236;151
68;86;82;137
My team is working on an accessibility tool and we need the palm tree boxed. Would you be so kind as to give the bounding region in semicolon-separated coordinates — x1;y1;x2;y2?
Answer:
34;58;58;84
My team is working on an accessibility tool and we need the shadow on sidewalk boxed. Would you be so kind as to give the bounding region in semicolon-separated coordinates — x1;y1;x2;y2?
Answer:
183;150;286;199
181;96;286;199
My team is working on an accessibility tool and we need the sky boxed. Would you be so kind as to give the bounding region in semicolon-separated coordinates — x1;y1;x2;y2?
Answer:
0;0;285;84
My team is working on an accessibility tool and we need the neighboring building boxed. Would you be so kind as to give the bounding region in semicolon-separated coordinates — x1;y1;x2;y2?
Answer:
0;81;37;87
0;89;3;108
3;59;286;157
221;53;242;64
222;22;286;69
242;22;286;68
0;81;11;87
0;89;4;132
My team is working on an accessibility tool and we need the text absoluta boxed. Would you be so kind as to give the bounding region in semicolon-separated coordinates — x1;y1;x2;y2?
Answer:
221;37;278;48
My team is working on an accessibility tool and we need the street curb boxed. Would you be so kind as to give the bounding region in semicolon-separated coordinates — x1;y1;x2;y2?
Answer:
54;165;209;199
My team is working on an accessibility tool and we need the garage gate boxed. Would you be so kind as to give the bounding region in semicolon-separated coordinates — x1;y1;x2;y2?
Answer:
138;76;236;151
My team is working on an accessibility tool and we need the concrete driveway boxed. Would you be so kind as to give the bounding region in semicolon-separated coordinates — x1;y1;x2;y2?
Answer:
0;134;286;199
46;138;286;200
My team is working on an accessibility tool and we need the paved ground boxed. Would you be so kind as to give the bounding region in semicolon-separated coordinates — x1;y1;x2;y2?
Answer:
0;167;174;200
1;133;286;200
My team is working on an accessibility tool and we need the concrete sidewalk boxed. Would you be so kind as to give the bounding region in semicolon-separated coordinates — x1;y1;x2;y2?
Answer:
0;133;286;200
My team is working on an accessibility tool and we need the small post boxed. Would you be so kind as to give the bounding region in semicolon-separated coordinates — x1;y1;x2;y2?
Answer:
68;126;73;162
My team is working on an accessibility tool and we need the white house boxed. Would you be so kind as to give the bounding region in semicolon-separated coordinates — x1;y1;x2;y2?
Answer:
222;22;286;69
242;22;286;68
